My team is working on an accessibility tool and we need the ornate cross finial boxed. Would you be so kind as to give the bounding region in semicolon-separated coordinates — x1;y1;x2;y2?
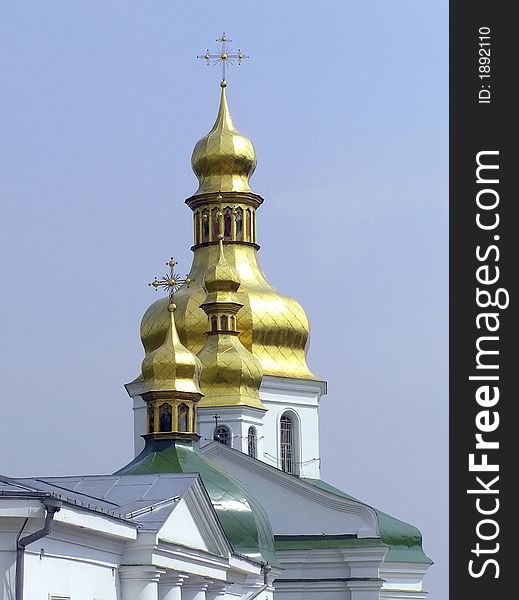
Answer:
197;33;249;84
149;258;192;305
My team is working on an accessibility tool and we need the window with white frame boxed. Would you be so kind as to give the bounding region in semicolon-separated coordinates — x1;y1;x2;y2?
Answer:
280;413;296;474
247;426;257;458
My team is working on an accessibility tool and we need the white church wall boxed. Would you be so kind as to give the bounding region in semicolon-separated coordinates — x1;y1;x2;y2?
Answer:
201;446;378;538
1;509;132;600
0;527;16;600
259;376;326;479
197;406;264;457
132;394;147;455
23;549;118;600
20;518;129;600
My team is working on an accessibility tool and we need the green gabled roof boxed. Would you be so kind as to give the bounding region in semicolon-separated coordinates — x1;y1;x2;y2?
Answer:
115;438;278;567
301;478;432;565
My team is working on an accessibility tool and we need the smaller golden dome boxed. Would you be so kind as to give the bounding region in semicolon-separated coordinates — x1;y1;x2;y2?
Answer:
203;239;241;297
197;334;264;409
191;82;256;195
141;303;202;395
196;242;265;410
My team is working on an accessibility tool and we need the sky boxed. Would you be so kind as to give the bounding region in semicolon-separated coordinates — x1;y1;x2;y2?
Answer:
0;2;448;598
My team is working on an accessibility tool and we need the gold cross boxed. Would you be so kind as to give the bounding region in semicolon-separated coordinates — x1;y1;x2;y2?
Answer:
149;258;191;305
197;33;249;84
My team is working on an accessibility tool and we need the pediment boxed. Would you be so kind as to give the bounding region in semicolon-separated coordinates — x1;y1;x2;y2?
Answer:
157;480;231;557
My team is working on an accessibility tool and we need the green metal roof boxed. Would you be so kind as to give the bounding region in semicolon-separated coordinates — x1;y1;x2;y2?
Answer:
115;438;278;566
301;478;432;565
274;534;385;551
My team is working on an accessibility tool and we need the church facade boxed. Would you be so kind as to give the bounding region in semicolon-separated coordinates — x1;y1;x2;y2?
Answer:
0;71;431;600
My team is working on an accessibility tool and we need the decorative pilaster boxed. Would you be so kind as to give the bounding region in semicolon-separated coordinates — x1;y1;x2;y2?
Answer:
345;578;384;600
181;579;209;600
119;565;164;600
205;582;228;600
158;573;188;600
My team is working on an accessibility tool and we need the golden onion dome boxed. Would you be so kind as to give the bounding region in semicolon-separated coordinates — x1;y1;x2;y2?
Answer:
204;240;241;295
197;332;264;408
191;81;256;195
141;303;202;395
141;244;316;380
138;82;316;383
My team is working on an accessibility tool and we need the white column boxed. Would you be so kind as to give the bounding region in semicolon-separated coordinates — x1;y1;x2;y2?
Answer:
181;579;209;600
159;574;188;600
205;582;227;600
120;565;163;600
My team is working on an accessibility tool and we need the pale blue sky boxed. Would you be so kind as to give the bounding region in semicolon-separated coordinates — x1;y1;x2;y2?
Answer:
0;2;448;597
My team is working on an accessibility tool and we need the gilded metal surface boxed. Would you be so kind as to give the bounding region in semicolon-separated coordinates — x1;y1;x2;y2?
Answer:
191;83;256;195
139;76;316;387
196;241;264;409
197;332;264;409
141;243;316;381
203;239;241;295
141;303;202;395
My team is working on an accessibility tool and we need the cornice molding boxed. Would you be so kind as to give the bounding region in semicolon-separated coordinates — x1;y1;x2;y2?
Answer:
261;375;327;397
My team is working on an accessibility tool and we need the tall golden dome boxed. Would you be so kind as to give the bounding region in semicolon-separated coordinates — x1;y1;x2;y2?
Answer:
139;83;316;382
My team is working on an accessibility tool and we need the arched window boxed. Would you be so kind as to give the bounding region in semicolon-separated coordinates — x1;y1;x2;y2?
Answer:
229;315;236;331
214;425;231;446
211;315;218;333
280;413;295;474
224;207;232;240
247;426;257;458
202;210;209;242
194;211;201;244
178;403;188;432
159;403;172;432
245;209;251;241
148;404;154;433
220;314;228;330
212;207;220;239
235;208;243;241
